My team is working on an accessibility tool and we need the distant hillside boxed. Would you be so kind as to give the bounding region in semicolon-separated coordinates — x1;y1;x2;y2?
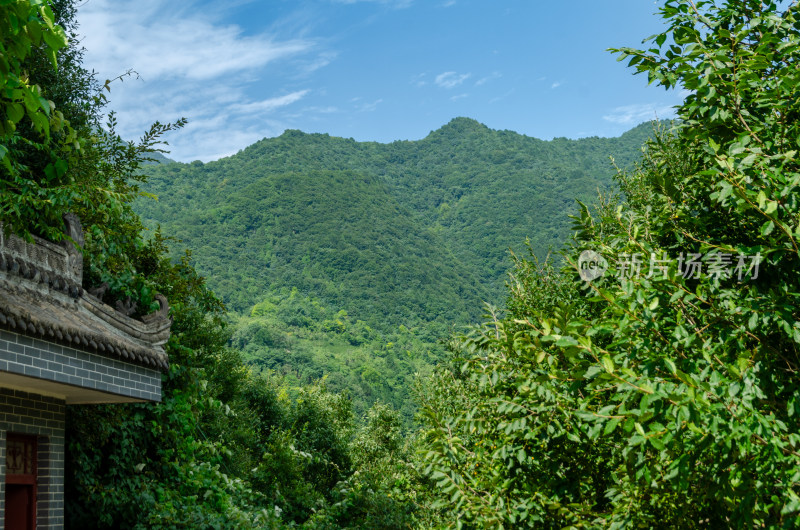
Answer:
136;118;653;329
135;118;654;419
144;150;176;165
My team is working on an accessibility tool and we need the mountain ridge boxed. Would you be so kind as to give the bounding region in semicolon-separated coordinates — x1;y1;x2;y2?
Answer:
137;118;654;325
134;117;655;417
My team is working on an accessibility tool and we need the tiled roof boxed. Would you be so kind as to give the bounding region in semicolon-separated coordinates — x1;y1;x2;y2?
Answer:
0;216;170;371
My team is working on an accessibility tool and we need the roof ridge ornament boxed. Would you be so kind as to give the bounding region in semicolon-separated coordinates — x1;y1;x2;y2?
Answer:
141;293;170;324
115;297;137;317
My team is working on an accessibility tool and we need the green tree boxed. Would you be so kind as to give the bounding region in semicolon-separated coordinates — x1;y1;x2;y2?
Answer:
419;1;800;527
0;0;73;239
0;0;68;155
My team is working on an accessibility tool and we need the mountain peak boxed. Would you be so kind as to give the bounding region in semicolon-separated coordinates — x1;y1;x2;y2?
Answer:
428;117;490;138
446;116;485;127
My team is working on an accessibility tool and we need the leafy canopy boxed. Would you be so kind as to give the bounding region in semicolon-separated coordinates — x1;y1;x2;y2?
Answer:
0;0;68;150
419;1;800;527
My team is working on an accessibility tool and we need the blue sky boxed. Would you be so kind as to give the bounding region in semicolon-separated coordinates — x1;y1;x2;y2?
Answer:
78;0;682;162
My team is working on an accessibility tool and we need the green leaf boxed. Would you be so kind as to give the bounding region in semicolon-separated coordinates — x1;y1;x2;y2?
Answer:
757;190;767;209
44;47;57;69
604;417;621;436
26;19;42;43
748;312;758;330
39;4;55;30
740;153;757;168
649;436;665;451
42;28;67;53
7;103;23;124
601;355;615;374
664;359;677;375
38;96;50;116
555;336;579;348
765;200;778;215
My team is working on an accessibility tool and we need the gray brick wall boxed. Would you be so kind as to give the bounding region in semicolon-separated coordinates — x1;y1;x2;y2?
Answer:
0;388;66;530
0;330;162;402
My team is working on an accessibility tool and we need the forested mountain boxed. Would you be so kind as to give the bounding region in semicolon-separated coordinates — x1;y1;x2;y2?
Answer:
133;119;653;419
136;118;653;325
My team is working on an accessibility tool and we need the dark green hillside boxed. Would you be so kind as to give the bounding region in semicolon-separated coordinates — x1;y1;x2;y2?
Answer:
135;120;653;415
139;169;486;326
136;119;653;329
380;118;655;283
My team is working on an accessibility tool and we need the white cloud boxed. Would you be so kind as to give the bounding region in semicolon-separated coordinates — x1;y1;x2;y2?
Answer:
356;99;383;112
603;103;677;125
435;71;471;89
551;81;561;89
78;0;316;162
475;72;501;86
298;52;339;76
411;73;428;87
80;1;310;82
450;93;468;101
283;105;340;121
303;106;340;114
228;91;311;116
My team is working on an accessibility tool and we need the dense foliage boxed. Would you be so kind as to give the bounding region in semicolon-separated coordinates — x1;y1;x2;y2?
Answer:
136;119;651;320
135;118;652;421
232;288;444;423
9;0;798;527
419;0;800;527
0;0;72;239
